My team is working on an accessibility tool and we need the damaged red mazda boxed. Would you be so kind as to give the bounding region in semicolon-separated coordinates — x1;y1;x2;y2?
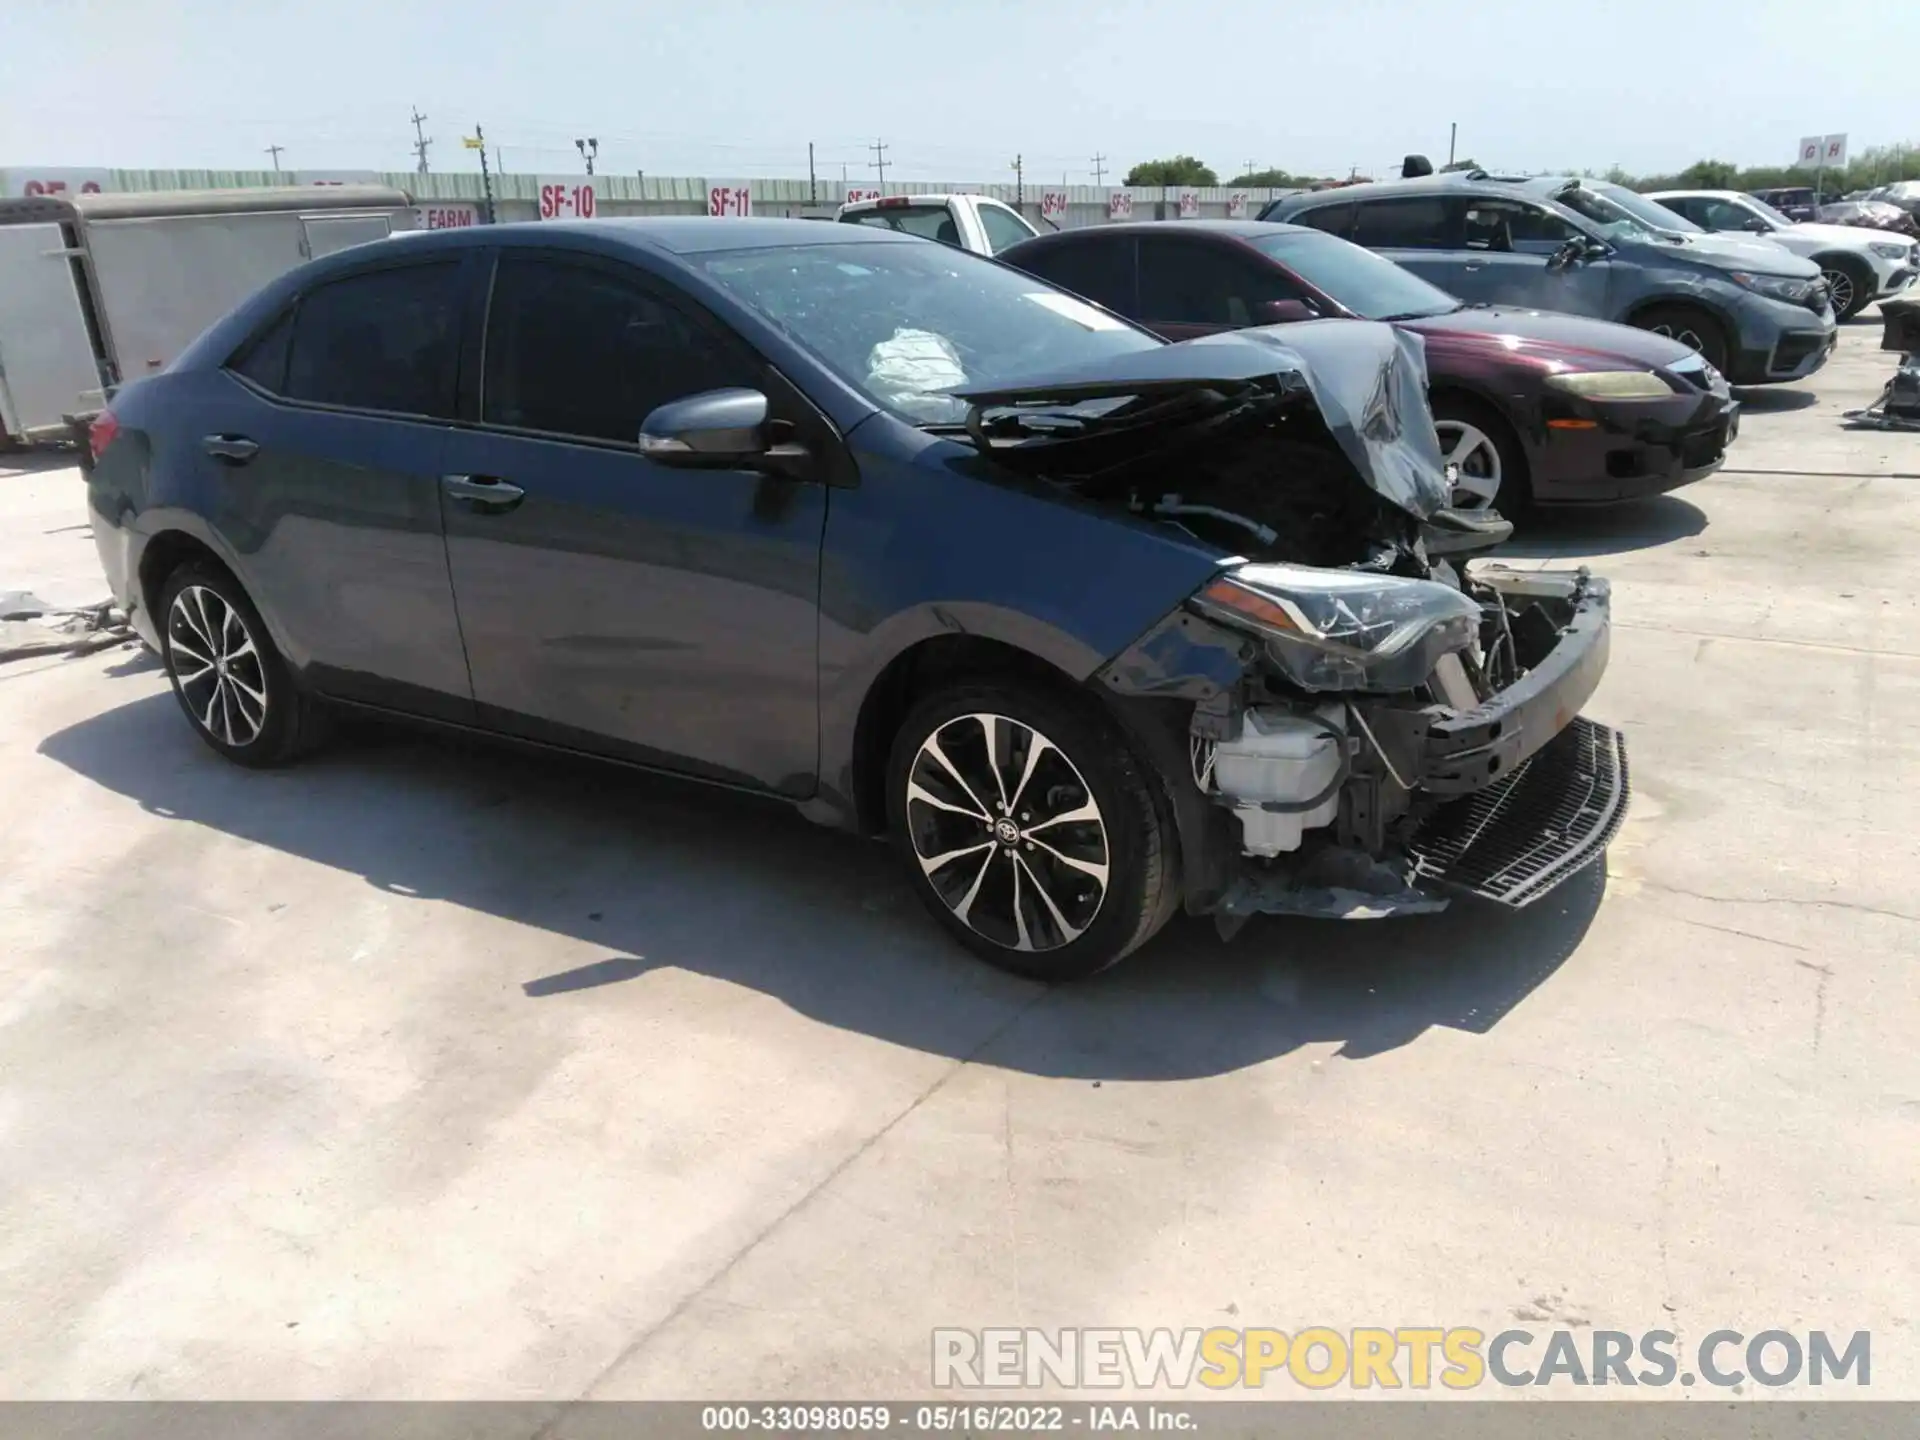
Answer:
87;219;1627;980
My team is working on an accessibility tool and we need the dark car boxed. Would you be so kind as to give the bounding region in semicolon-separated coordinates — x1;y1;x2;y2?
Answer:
999;220;1737;514
86;218;1627;981
1750;187;1819;222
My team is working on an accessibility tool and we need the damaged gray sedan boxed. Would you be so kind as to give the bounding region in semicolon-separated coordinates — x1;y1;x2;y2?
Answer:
87;220;1625;982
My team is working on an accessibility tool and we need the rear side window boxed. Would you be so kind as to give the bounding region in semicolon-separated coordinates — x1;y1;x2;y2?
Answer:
282;262;462;417
978;204;1037;254
1350;197;1456;249
1013;238;1136;314
1289;203;1353;238
847;206;963;247
482;255;761;445
229;308;294;392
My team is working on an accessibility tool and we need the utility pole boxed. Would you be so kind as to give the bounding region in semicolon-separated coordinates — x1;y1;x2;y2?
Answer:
808;142;817;205
1244;159;1259;181
469;124;497;224
264;143;284;172
1011;153;1023;207
410;109;432;173
869;138;889;187
1448;122;1457;168
1090;153;1107;186
575;137;598;175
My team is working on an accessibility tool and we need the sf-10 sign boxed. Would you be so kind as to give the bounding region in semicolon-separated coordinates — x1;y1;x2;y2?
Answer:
708;181;753;216
845;188;883;205
537;177;600;219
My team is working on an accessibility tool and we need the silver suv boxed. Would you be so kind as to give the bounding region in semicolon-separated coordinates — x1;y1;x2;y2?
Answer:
1262;171;1837;385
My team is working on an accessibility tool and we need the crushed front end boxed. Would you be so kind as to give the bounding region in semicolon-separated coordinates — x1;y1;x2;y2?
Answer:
955;321;1631;933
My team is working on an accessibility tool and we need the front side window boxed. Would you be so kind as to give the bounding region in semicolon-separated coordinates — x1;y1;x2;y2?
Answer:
1247;231;1458;321
695;239;1158;424
1461;199;1582;253
281;262;462;417
1699;197;1767;232
978;203;1038;254
1136;238;1298;326
483;256;760;445
1349;196;1456;249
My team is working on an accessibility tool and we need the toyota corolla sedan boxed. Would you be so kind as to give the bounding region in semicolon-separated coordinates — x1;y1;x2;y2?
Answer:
1000;220;1738;516
87;218;1628;980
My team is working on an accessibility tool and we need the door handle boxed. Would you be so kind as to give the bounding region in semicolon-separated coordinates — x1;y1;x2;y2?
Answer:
1462;261;1486;272
202;434;259;464
441;473;526;511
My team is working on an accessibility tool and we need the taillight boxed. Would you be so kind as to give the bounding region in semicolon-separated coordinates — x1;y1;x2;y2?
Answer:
877;195;909;208
88;409;119;461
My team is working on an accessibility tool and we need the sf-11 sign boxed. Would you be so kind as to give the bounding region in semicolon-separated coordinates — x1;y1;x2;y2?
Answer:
708;181;753;216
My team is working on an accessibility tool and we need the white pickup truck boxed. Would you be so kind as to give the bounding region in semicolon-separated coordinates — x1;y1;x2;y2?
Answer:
835;193;1043;256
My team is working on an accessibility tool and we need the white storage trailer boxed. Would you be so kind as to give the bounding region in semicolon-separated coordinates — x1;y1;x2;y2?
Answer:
0;185;415;446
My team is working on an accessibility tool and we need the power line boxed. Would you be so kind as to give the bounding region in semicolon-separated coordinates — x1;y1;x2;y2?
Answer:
869;138;889;186
264;143;284;171
410;108;432;173
1090;153;1106;185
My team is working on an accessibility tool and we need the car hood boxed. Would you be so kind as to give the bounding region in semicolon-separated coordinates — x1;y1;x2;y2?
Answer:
952;319;1452;520
1790;221;1912;251
1662;230;1822;277
1403;306;1700;371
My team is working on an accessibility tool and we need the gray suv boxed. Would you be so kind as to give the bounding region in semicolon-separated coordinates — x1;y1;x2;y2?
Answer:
1262;171;1836;385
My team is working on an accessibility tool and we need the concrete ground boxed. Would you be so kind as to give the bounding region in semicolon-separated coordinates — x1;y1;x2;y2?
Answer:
1;317;1916;1404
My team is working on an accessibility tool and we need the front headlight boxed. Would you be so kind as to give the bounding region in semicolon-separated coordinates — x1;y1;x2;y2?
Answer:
1731;271;1818;304
1870;241;1911;259
1545;370;1675;400
1190;563;1483;693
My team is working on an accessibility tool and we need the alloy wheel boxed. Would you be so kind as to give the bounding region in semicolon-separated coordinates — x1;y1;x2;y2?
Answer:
1651;321;1709;354
1820;269;1854;317
167;584;269;747
1434;419;1502;511
904;712;1110;953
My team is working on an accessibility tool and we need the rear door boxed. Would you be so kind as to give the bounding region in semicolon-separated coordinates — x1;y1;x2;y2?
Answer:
201;254;478;720
1348;195;1465;293
437;250;827;794
1135;235;1299;340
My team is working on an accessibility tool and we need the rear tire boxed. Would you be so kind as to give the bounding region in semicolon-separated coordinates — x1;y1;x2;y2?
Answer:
158;561;328;768
1632;305;1730;374
886;680;1178;981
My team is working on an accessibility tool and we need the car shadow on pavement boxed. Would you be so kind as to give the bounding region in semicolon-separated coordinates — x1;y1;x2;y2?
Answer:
39;692;1603;1081
1495;494;1706;560
1729;387;1819;413
0;447;84;478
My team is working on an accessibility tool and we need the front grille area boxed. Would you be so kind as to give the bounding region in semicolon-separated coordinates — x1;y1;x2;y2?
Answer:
1408;718;1630;907
1772;332;1828;373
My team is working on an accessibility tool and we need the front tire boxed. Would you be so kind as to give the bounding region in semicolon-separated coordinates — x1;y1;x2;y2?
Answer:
886;681;1178;981
1814;256;1872;320
1633;304;1730;374
158;561;326;767
1431;395;1530;517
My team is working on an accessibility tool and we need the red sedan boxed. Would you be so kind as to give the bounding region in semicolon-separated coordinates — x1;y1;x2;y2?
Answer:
1000;220;1739;515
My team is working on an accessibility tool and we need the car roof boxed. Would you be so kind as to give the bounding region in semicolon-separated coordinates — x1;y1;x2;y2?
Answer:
1014;219;1313;242
391;215;926;257
1646;189;1746;199
1268;171;1566;205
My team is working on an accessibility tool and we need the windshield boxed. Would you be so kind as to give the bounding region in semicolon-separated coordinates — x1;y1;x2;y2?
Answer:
1249;230;1457;321
1744;195;1795;227
696;240;1159;424
1591;184;1701;235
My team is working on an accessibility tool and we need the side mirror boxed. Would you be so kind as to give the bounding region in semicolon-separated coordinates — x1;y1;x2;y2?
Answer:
1258;298;1318;324
1545;238;1584;273
1743;216;1771;233
638;388;812;478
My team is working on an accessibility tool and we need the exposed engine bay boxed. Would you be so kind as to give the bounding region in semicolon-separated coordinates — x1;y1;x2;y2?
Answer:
956;322;1631;930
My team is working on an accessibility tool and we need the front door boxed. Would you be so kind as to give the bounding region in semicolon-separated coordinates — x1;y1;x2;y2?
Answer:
439;251;826;795
1135;235;1297;340
204;254;476;720
1450;198;1614;316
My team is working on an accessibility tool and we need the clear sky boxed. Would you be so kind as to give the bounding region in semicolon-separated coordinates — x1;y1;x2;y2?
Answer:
5;0;1913;182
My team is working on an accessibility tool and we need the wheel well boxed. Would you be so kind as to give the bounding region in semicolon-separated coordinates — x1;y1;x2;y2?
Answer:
1623;297;1730;336
137;531;230;624
849;635;1084;834
1811;251;1870;278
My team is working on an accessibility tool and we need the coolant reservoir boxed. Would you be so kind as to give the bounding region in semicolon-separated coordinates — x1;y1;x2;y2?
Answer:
1211;705;1347;857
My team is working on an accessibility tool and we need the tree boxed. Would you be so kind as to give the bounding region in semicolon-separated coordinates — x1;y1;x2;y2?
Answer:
1124;156;1218;187
1228;167;1325;188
